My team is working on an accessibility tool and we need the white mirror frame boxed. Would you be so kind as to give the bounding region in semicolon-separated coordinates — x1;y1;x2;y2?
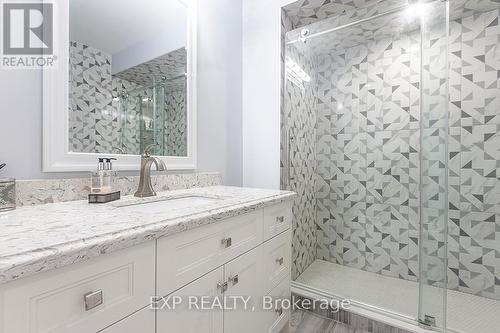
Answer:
43;0;197;172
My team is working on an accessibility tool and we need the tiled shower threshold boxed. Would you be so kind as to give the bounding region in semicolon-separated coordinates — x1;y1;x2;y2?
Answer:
293;260;500;333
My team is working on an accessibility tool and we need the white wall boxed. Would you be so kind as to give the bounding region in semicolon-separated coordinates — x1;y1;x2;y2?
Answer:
197;0;243;186
69;0;187;56
0;70;48;179
241;0;294;189
0;0;243;185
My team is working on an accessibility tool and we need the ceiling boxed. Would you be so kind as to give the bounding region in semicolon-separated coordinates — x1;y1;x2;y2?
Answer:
69;0;187;55
114;47;186;89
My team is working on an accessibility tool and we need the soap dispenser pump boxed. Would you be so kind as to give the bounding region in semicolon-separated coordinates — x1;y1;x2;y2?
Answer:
91;158;116;194
89;158;121;204
102;158;117;193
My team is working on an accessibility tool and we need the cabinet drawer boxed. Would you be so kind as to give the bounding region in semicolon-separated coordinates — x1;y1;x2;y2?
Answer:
263;202;292;240
264;276;291;333
0;242;155;333
99;307;154;333
262;231;291;294
157;210;263;297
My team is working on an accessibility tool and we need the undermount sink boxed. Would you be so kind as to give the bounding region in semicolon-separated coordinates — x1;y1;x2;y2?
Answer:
114;195;223;214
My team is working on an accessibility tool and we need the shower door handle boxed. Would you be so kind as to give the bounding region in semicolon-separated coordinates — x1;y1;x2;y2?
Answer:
285;128;292;187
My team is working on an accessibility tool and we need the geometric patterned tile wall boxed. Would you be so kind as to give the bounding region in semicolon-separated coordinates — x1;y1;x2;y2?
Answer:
314;31;421;282
283;11;319;280
283;0;500;30
419;8;449;290
69;41;146;155
283;0;500;300
69;41;119;154
164;90;187;157
447;9;500;300
69;41;187;156
112;76;142;154
283;0;408;29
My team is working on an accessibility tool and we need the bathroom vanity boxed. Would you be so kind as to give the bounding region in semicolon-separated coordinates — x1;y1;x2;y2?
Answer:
2;0;295;331
0;186;294;333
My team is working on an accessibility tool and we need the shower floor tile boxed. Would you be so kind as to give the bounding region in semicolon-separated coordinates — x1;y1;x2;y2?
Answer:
295;260;500;333
296;260;420;318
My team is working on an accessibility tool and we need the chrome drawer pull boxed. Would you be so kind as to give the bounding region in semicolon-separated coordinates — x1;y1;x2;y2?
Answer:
84;290;103;311
275;307;283;316
276;216;285;224
228;274;239;286
217;281;228;293
276;257;284;266
221;237;232;248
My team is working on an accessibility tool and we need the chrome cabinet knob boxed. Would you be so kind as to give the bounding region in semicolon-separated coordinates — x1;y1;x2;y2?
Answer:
276;257;284;266
221;237;232;248
276;216;285;224
217;281;228;293
228;274;239;286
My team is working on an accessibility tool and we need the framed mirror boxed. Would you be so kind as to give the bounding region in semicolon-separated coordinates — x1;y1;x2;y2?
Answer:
43;0;196;171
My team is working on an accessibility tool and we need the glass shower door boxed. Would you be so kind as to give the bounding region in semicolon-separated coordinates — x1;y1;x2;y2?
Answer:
117;83;164;155
153;81;166;156
418;0;449;330
283;0;450;330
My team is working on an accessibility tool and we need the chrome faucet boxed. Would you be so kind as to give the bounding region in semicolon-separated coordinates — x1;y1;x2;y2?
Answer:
134;145;167;198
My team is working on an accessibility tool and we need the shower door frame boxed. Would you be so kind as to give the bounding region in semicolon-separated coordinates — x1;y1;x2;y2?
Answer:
282;0;451;330
417;0;450;330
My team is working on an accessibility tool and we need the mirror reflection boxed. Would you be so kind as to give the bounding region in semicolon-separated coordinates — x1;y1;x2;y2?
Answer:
68;0;188;157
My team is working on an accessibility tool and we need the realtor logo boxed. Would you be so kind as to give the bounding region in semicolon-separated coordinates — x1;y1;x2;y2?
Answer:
1;2;57;68
3;3;53;54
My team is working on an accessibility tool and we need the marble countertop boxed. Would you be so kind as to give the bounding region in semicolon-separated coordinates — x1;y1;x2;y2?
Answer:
0;186;295;285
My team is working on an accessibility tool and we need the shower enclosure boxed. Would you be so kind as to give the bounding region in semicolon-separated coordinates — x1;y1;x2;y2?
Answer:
117;75;187;156
282;0;500;332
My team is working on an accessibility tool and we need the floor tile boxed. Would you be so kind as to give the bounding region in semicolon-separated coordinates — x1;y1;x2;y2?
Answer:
291;310;335;333
291;310;369;333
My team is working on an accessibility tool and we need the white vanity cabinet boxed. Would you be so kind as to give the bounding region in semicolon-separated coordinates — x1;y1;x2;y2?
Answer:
0;201;292;333
223;244;272;333
156;267;225;333
99;308;155;333
0;242;155;333
156;210;264;298
156;203;292;333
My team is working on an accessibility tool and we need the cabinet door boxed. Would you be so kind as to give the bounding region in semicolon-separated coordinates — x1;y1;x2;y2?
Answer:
224;247;266;333
157;267;224;333
99;307;154;333
262;276;291;333
157;210;263;298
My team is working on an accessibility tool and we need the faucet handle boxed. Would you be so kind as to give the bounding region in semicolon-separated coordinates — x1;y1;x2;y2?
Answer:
143;144;158;157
